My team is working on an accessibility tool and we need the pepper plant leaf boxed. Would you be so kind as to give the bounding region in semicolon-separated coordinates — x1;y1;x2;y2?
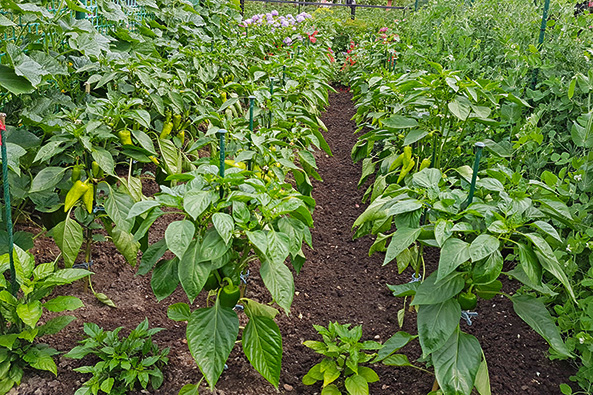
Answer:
187;301;240;389
433;327;482;395
242;315;282;388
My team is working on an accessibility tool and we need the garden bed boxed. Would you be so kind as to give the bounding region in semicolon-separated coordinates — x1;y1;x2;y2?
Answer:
11;90;574;395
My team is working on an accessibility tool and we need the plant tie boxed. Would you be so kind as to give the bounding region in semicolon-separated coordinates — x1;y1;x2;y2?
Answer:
73;260;93;269
240;269;250;284
460;311;478;326
409;273;421;283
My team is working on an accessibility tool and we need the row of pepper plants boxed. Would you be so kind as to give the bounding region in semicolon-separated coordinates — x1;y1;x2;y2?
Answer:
0;0;337;393
336;1;593;393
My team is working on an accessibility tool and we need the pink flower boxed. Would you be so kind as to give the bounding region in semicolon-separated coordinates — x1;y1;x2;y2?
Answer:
379;27;388;33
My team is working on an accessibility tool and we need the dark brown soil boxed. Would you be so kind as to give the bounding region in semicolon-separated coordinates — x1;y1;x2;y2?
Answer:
10;89;575;395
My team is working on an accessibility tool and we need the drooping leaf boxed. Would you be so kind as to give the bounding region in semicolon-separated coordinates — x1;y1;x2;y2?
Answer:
511;295;571;358
186;302;240;389
52;218;83;268
417;299;461;357
383;227;422;266
432;328;482;395
242;315;282;388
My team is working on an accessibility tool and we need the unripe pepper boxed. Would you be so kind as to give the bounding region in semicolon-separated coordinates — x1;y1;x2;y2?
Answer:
397;159;415;183
160;122;174;139
419;158;431;171
218;277;241;308
118;129;133;145
71;165;83;182
92;161;102;178
458;291;477;310
82;183;94;214
403;146;412;166
172;114;182;131
389;153;404;171
203;270;220;291
64;180;90;212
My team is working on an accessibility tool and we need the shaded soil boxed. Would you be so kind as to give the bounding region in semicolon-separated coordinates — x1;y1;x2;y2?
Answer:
10;89;575;395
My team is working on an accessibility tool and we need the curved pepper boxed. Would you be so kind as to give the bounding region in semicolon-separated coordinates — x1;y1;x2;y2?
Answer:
172;114;182;131
82;183;94;214
397;159;415;184
160;122;174;139
64;180;90;212
389;153;404;172
92;161;102;178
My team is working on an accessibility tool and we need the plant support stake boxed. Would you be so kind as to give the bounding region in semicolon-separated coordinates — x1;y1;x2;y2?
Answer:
248;96;255;170
531;0;550;90
464;142;485;209
0;113;17;296
269;77;275;128
217;129;227;198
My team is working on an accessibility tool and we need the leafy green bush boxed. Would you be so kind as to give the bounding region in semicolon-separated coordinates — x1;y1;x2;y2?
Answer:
0;248;90;395
65;319;169;395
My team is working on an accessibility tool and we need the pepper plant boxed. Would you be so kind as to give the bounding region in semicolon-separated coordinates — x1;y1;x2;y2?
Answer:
0;247;91;394
354;166;575;393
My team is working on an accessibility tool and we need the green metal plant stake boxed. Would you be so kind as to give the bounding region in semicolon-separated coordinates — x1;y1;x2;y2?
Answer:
531;0;550;90
269;77;275;128
217;129;227;198
0;113;17;296
248;96;255;170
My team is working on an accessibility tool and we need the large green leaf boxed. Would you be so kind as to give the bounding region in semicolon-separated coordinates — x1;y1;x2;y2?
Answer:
418;299;461;357
242;315;282;388
37;316;77;336
448;96;472;121
345;374;369;395
29;167;66;193
91;147;115;176
524;233;575;301
383;227;422;266
187;302;240;389
472;251;503;285
17;301;43;328
374;331;416;362
469;235;499;263
212;212;234;244
382;115;418;129
412;271;465;305
178;240;210;303
267;230;290;265
165;220;195;259
184;190;215;220
433;328;482;395
109;227;139;266
516;243;542;287
437;238;470;283
511;295;571;358
137;239;168;276
52;218;83;268
475;355;491;395
150;258;179;302
260;259;294;314
0;64;35;94
104;190;135;232
43;296;83;312
158;138;182;175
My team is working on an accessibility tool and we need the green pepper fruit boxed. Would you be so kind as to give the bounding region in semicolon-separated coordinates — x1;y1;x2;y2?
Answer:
172;114;182;131
218;278;241;308
118;129;133;145
92;161;102;178
71;165;83;182
160;122;174;139
458;291;477;310
204;271;220;291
